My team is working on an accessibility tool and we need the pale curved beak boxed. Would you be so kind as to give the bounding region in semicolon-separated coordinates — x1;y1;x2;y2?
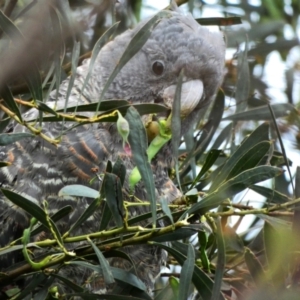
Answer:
162;79;204;117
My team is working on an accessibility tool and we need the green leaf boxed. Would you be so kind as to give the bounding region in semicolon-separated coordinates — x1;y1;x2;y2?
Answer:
211;219;225;300
68;261;148;293
125;107;156;226
65;293;146;300
159;196;174;224
0;133;34;146
226;141;272;180
67;196;102;235
88;239;115;285
244;247;266;287
11;273;47;300
250;185;290;204
223;103;296;121
182;166;282;217
51;273;85;293
190;149;222;189
0;84;22;121
209;123;270;192
58;185;100;199
172;71;183;191
81;22;120;97
235;42;250;113
112;157;126;186
178;244;195;300
169;276;180;299
153;242;225;300
150;225;204;243
1;189;48;229
104;173;124;228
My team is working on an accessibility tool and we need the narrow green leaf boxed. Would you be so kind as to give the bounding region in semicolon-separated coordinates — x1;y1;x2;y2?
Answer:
65;41;80;111
104;173;124;228
65;293;145;300
81;22;120;97
1;189;48;229
235;43;250;113
0;84;22;121
210;122;232;150
191;149;222;189
159;196;174;224
68;261;148;292
211;219;225;300
182;166;282;217
12;273;47;300
68;197;102;235
58;185;99;199
169;276;180;299
99;202;112;231
195;17;242;26
88;239;114;285
112;157;126;186
223;103;296;121
0;161;10;168
125;107;156;226
178;244;195;300
250;185;290;203
209;123;270;192
226;141;272;180
150;225;203;243
36;101;58;115
51;273;85;292
153;242;225;300
0;133;34;146
172;71;183;191
244;247;266;287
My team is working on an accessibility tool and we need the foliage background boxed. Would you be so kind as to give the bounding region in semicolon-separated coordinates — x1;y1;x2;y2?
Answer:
0;0;300;299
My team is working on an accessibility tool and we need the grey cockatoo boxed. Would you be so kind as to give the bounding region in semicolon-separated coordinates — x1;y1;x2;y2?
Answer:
0;6;225;298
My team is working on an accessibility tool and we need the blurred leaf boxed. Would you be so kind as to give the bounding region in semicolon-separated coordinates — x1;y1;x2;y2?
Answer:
178;244;195;300
65;41;80;111
235;44;250;113
169;276;179;299
223;103;296;121
51;273;84;293
159;196;174;224
196;17;242;26
212;218;226;300
250;185;290;203
11;273;47;300
81;22;120;97
244;247;266;287
0;132;34;145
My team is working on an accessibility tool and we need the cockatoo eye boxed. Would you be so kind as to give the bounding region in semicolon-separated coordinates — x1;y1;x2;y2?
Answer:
152;61;164;76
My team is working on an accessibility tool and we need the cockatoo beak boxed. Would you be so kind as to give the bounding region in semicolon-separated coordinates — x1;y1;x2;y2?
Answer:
162;79;204;117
